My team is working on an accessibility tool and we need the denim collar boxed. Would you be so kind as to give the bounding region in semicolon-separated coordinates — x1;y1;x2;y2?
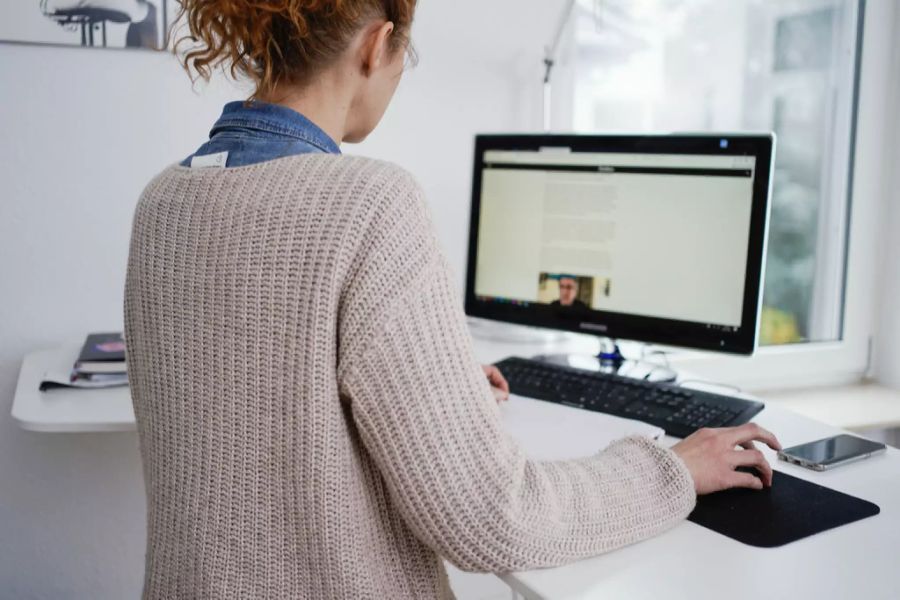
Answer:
210;101;342;155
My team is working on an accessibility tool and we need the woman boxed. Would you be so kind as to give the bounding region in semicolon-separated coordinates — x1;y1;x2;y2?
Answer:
124;1;781;598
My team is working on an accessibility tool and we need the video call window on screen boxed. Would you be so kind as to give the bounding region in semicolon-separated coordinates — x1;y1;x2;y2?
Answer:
537;273;610;311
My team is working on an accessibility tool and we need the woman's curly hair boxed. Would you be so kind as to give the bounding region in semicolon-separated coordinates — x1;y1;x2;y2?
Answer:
175;0;417;99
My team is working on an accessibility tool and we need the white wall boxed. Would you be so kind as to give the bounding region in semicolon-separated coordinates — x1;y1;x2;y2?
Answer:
0;2;568;597
873;1;900;389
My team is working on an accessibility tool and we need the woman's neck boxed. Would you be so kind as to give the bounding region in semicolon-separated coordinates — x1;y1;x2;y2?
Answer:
259;77;354;148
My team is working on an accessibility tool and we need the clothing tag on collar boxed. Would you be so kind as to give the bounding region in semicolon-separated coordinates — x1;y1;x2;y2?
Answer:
191;151;228;169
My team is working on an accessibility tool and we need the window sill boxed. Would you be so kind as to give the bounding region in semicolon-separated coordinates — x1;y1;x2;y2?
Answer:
758;381;900;432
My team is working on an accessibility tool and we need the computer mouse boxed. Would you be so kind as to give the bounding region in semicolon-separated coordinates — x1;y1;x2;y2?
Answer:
735;465;766;487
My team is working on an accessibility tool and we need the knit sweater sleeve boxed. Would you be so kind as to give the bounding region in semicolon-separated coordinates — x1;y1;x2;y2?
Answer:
338;166;697;573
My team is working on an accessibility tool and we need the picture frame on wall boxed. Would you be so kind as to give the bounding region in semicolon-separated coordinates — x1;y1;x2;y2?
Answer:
1;1;177;51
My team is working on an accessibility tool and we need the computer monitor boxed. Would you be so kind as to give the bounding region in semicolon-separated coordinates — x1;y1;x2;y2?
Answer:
464;134;774;355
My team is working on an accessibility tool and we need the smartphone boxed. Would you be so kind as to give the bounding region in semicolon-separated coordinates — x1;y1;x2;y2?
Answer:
778;434;887;471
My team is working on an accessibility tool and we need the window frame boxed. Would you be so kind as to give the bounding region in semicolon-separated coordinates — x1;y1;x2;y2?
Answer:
667;0;892;391
559;0;894;391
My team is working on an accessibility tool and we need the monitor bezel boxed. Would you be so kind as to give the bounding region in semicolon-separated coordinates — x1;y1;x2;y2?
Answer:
464;133;774;355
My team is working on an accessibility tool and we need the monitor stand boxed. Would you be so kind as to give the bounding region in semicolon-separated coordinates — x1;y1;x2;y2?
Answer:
531;339;678;383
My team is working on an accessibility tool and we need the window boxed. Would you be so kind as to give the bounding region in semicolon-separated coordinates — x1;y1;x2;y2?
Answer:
569;0;862;347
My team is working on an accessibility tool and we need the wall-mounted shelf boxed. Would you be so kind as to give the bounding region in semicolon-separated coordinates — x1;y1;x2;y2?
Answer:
12;344;135;432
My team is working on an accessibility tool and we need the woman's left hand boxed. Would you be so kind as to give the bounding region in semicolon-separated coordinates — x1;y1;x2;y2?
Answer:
482;364;510;403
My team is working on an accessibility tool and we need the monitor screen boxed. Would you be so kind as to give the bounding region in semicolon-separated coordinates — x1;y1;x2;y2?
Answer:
464;135;774;355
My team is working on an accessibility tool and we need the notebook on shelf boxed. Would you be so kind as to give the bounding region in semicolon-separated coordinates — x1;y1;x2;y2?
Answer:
39;332;130;391
74;332;126;374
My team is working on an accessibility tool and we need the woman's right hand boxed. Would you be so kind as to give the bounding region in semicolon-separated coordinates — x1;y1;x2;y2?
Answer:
672;423;782;495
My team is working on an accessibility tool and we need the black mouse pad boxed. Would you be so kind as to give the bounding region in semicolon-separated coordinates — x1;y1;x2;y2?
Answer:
688;470;880;547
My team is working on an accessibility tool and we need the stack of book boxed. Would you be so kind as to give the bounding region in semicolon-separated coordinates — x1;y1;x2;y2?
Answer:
39;332;128;391
72;332;127;386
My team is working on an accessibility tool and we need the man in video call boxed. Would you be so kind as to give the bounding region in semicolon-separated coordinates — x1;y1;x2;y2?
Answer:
551;275;590;310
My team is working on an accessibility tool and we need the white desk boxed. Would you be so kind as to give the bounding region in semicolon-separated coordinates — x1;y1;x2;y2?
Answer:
469;335;900;600
12;335;900;599
497;404;899;600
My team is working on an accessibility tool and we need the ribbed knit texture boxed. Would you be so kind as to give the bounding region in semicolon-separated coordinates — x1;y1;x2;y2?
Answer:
124;154;697;599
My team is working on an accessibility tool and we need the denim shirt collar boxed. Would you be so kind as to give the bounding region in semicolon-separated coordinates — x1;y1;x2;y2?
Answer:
211;101;342;155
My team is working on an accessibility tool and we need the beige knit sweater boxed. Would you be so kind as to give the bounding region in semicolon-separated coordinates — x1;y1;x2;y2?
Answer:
124;154;697;599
